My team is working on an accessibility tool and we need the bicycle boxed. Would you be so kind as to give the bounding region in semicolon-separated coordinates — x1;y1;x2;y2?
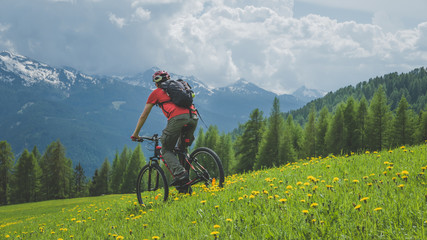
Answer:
133;133;224;205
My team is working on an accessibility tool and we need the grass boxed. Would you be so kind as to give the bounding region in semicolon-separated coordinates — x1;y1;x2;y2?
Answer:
1;144;426;239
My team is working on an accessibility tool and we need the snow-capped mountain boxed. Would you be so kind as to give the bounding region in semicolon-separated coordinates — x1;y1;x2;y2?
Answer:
0;51;98;89
0;51;313;174
292;86;326;102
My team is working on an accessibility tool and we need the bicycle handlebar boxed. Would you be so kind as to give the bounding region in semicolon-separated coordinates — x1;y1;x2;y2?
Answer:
131;134;160;142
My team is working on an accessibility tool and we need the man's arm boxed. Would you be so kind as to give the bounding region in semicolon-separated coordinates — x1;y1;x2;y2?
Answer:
131;103;154;139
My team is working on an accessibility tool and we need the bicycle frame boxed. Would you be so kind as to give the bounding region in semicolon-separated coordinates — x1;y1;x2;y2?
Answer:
139;134;213;187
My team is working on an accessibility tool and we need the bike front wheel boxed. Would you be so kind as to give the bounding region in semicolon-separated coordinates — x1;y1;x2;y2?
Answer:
188;147;225;188
136;162;169;204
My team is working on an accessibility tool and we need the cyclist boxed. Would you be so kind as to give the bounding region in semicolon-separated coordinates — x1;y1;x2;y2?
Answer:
131;70;198;189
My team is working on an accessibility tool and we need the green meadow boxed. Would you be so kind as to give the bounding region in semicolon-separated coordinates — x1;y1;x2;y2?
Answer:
1;144;426;239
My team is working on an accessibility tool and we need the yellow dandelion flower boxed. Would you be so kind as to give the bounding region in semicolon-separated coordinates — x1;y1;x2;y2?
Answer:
398;184;405;189
152;236;160;240
302;210;309;214
310;203;319;208
333;177;339;182
296;182;303;186
117;236;124;240
353;180;359;184
279;198;287;203
360;197;369;203
374;207;382;211
226;219;232;222
200;200;207;204
354;204;361;210
192;221;197;224
401;170;409;175
213;225;220;229
210;231;220;236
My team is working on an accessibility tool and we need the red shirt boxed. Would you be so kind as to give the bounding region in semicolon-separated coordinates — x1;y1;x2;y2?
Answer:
147;88;196;120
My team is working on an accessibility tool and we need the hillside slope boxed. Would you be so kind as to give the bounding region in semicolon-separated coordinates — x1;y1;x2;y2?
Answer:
1;144;425;239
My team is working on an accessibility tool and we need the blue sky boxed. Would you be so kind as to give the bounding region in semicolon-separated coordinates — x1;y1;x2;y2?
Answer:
1;0;426;94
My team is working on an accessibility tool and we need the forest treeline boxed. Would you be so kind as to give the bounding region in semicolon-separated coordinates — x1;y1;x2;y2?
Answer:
1;68;427;205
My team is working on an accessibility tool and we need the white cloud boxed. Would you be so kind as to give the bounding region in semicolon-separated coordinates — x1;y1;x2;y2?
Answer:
0;23;10;32
1;0;426;94
109;13;126;28
132;7;151;21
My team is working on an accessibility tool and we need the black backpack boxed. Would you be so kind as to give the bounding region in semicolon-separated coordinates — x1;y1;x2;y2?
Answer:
159;79;194;108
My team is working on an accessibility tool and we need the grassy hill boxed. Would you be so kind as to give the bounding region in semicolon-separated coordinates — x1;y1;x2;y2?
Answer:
1;144;426;239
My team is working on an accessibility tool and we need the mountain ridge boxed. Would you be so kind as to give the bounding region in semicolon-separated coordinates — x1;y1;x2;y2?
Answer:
0;51;315;174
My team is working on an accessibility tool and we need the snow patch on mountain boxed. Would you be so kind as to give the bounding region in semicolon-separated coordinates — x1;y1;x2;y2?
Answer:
0;51;64;87
112;101;126;110
17;102;34;114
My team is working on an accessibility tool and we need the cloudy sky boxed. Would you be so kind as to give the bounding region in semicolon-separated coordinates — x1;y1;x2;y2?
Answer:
1;0;426;94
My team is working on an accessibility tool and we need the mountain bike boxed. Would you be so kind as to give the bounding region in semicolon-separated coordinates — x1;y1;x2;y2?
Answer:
133;134;224;205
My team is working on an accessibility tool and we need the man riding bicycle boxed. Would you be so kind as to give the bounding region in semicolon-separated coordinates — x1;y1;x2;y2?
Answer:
131;70;198;189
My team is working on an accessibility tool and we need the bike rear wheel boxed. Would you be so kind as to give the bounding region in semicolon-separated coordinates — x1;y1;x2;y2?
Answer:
188;147;225;188
136;162;169;204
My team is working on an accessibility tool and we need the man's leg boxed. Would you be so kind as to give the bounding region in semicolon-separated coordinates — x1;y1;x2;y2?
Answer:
161;114;189;176
178;118;198;151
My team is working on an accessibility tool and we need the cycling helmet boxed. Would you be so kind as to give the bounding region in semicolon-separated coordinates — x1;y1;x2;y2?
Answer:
152;70;170;83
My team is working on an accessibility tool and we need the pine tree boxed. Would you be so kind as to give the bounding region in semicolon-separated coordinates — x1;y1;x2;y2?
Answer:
110;151;121;194
217;133;235;176
355;97;369;151
367;86;392;151
392;95;415;146
0;141;15;205
121;144;144;193
316;106;330;157
303;106;316;158
73;162;87;197
98;158;111;195
117;146;131;193
234;109;265;173
279;120;296;164
343;97;358;153
89;170;100;196
255;97;284;169
39;140;73;200
286;115;304;159
31;146;42;162
325;104;345;155
204;126;220;151
10;149;41;203
415;106;427;142
193;128;205;150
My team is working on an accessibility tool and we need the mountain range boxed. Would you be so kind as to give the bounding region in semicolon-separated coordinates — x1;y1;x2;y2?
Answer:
0;51;323;174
